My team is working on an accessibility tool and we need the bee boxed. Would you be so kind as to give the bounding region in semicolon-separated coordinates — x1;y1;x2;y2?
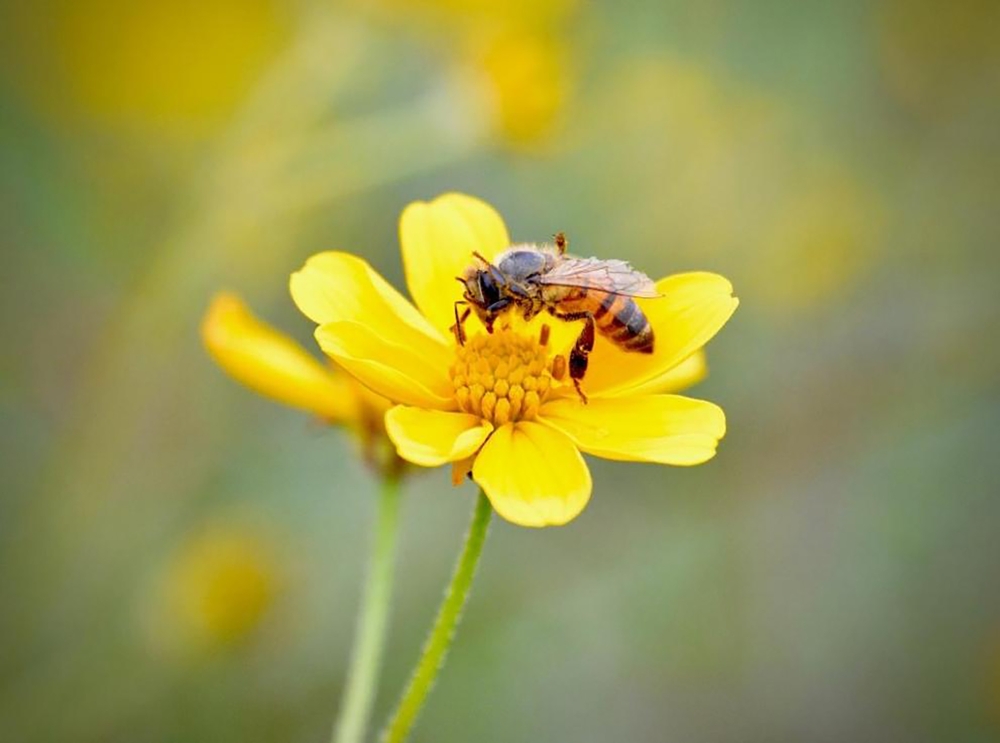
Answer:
453;233;659;401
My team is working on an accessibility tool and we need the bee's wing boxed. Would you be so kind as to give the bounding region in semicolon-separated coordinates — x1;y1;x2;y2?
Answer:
537;257;660;297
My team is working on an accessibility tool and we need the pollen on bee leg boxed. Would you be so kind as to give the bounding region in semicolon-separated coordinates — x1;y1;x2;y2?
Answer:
539;324;551;347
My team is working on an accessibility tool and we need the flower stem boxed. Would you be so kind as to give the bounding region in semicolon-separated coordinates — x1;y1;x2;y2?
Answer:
333;475;403;743
380;491;493;743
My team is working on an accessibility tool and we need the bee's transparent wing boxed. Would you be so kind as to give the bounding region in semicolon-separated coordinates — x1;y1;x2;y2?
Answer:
537;257;660;297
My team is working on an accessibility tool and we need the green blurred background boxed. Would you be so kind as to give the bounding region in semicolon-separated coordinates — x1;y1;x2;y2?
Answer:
2;1;999;741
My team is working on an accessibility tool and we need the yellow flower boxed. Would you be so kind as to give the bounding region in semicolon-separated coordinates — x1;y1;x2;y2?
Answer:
465;29;571;149
357;0;576;149
290;194;737;527
6;0;289;137
148;524;279;655
201;293;396;472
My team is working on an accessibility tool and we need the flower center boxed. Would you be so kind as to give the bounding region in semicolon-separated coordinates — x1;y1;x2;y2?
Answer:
449;327;560;425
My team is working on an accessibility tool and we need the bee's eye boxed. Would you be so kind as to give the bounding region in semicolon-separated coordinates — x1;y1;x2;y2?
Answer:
478;272;500;305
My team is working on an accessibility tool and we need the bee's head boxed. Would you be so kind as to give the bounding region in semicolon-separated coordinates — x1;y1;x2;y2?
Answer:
458;264;507;320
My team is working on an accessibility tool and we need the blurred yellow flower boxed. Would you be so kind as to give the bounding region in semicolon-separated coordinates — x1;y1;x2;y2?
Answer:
152;525;279;654
755;166;883;311
6;0;289;136
368;0;576;30
584;57;884;312
290;194;737;527
202;293;396;472
360;0;576;149
465;29;571;149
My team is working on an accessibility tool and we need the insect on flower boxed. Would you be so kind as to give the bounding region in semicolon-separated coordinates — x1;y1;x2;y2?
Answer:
453;232;659;401
288;193;738;527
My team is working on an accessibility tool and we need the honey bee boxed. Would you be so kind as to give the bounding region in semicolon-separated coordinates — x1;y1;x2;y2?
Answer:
453;233;659;401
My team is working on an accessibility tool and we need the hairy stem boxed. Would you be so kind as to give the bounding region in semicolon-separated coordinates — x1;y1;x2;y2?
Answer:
380;491;493;743
333;476;402;743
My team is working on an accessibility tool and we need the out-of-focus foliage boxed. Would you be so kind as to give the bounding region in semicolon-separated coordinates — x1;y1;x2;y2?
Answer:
1;1;998;742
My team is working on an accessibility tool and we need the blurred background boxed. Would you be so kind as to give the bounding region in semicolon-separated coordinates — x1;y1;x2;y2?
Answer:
2;0;999;741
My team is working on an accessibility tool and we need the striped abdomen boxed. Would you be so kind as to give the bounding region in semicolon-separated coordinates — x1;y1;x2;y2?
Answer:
559;290;655;353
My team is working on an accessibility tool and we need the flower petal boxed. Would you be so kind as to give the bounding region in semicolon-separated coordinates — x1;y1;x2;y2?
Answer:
472;422;591;527
627;349;708;396
385;406;493;467
540;394;726;466
585;272;738;397
315;321;455;409
399;193;511;337
201;293;355;421
290;251;446;346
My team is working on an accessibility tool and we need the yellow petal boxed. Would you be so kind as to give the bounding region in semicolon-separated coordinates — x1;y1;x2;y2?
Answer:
451;454;477;486
627;349;708;396
540;394;726;466
585;272;738;397
384;406;493;467
399;193;511;337
289;251;446;347
201;293;355;421
472;422;591;527
315;321;454;410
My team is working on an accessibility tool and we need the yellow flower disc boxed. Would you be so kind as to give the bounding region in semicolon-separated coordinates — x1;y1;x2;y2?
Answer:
449;329;557;425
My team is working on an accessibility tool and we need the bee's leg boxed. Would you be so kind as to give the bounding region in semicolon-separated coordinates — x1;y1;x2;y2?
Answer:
451;301;470;346
554;310;595;404
570;317;595;404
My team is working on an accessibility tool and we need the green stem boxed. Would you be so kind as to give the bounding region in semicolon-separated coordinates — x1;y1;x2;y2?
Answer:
380;491;493;743
333;476;402;743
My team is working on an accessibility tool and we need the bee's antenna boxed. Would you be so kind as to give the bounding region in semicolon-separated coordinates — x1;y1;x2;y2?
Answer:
472;251;494;268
